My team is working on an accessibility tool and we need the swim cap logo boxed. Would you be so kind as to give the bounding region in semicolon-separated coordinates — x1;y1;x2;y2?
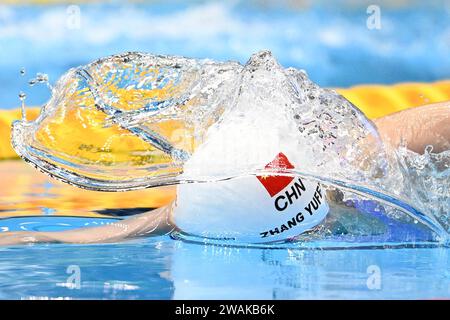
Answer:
256;152;295;197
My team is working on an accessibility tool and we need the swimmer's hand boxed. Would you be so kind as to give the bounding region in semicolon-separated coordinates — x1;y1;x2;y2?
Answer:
0;206;174;246
373;102;450;153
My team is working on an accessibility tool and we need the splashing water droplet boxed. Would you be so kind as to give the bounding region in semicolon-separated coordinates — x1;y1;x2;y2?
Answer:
36;72;49;83
9;51;450;247
425;145;434;154
18;91;26;121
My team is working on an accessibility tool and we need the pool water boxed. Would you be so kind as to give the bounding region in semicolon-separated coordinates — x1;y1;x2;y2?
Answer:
1;231;450;299
0;1;449;299
0;161;449;299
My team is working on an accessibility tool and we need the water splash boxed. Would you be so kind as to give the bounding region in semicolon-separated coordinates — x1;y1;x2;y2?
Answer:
10;51;449;248
18;91;26;121
396;145;450;234
19;68;27;121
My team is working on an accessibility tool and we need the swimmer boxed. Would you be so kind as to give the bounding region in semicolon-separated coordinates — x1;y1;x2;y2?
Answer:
0;102;448;246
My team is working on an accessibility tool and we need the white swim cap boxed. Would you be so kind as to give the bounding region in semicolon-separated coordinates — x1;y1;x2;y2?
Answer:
174;152;329;243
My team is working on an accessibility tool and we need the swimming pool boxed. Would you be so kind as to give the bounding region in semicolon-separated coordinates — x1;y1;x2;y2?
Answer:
0;1;449;300
0;159;449;299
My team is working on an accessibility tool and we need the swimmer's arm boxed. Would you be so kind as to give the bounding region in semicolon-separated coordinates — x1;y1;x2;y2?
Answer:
0;205;174;246
373;101;450;153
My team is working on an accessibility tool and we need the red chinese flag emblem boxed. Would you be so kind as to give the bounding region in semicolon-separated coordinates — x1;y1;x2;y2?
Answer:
256;152;295;197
